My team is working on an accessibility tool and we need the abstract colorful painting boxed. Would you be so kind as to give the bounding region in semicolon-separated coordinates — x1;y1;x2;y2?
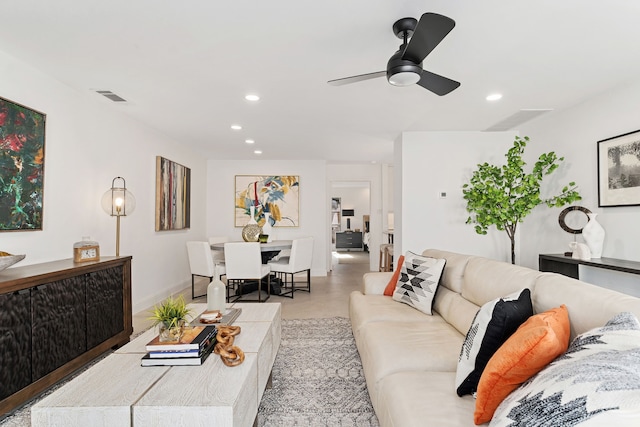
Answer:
0;97;46;231
235;175;299;227
155;156;191;231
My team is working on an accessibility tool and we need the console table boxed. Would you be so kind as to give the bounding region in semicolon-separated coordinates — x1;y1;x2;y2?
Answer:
0;257;132;417
539;253;640;280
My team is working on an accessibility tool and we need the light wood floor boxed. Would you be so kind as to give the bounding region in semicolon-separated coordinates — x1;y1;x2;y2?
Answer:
133;251;372;333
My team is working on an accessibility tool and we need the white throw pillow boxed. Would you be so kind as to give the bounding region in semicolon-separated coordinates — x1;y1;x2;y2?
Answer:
490;312;640;427
392;251;445;315
455;288;533;397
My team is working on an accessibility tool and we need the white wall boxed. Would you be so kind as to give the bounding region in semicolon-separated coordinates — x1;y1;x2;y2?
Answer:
395;131;518;263
206;160;328;276
519;79;640;291
327;164;382;271
0;50;207;313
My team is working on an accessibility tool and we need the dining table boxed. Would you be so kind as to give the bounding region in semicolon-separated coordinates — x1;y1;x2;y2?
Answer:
210;240;292;263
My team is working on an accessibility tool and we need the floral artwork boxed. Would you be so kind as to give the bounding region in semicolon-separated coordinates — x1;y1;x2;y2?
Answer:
0;97;46;231
235;175;299;227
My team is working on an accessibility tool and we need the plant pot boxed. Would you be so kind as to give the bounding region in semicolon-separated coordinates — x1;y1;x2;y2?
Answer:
158;319;186;343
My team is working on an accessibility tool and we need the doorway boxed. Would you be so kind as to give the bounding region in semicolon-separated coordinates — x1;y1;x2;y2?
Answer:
330;181;371;268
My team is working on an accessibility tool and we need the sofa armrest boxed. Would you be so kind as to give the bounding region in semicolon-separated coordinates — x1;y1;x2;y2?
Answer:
362;272;394;295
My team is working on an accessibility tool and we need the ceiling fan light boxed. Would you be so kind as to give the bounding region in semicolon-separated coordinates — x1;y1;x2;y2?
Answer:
389;71;421;86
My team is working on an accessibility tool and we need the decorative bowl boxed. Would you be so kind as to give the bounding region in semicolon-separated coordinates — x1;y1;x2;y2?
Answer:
0;254;26;272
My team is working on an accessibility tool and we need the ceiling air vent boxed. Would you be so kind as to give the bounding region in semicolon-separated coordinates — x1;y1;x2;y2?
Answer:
484;109;552;132
96;90;127;102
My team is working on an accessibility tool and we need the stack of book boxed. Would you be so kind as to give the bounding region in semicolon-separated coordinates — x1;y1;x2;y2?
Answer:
141;325;217;366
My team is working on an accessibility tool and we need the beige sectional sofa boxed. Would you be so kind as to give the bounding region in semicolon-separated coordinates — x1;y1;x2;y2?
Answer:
349;249;640;426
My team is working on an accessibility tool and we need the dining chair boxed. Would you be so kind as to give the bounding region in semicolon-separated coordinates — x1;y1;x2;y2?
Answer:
224;242;271;303
208;236;229;279
268;237;314;297
186;241;216;299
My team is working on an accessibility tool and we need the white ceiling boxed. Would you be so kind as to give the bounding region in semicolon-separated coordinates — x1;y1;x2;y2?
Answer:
2;1;640;163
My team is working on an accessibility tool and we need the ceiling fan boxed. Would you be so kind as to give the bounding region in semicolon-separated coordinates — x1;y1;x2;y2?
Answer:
328;13;460;96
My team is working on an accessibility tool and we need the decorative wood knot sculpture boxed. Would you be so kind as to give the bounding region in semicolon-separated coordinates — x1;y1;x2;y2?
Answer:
214;325;245;367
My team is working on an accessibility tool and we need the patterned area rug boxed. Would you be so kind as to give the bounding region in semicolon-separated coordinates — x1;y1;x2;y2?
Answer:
258;317;379;426
1;318;379;427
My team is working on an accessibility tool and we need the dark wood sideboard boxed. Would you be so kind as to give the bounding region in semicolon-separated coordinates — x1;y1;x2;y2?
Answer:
336;231;363;251
0;256;132;417
539;253;640;280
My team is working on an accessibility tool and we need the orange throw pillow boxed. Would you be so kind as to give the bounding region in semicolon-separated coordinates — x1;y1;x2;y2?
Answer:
473;305;570;425
383;255;405;296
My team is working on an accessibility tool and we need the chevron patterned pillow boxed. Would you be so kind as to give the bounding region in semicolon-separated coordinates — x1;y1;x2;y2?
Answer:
392;251;445;315
490;312;640;427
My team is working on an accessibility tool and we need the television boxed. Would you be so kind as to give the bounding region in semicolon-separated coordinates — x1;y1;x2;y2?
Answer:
341;209;354;217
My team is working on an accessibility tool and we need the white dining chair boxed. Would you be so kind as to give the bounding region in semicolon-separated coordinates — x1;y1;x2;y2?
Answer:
186;241;216;299
268;237;313;297
224;242;271;303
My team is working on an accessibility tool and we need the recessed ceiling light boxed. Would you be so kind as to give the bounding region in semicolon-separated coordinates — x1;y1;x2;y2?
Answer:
254;150;262;155
231;124;242;130
245;139;255;144
245;94;260;101
486;93;503;101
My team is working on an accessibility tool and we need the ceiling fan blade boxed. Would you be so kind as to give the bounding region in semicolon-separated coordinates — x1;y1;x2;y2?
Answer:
416;70;460;96
402;13;455;63
327;71;386;86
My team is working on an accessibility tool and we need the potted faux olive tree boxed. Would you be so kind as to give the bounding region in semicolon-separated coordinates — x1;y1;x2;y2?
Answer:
148;294;192;342
462;136;582;264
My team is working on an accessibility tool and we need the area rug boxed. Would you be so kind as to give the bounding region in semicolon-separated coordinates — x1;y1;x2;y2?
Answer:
257;317;379;426
1;318;379;427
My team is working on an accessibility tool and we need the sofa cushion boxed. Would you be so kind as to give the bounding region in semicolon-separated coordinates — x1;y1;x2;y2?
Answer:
383;255;405;296
376;371;477;427
357;321;463;407
422;249;473;294
462;256;540;308
456;289;533;397
434;286;482;337
392;252;446;315
533;272;640;339
474;305;570;425
349;291;446;339
490;312;640;427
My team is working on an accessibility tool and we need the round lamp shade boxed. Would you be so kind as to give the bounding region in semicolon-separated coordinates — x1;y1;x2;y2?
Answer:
101;185;136;216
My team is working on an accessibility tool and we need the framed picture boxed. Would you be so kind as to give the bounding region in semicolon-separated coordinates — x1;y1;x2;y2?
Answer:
0;97;46;231
155;156;191;231
235;175;299;227
597;130;640;207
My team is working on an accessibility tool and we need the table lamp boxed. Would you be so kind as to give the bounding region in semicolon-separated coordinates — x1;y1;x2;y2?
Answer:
101;177;136;256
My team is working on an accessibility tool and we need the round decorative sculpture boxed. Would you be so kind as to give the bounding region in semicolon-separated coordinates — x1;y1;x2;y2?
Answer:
558;206;591;234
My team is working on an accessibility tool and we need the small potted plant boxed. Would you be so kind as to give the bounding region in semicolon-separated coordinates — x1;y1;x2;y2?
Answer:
148;294;192;342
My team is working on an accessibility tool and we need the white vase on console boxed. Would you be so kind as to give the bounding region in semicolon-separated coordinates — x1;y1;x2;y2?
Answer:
582;213;605;258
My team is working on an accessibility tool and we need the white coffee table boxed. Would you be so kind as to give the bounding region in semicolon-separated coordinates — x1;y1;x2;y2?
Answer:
32;302;281;427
